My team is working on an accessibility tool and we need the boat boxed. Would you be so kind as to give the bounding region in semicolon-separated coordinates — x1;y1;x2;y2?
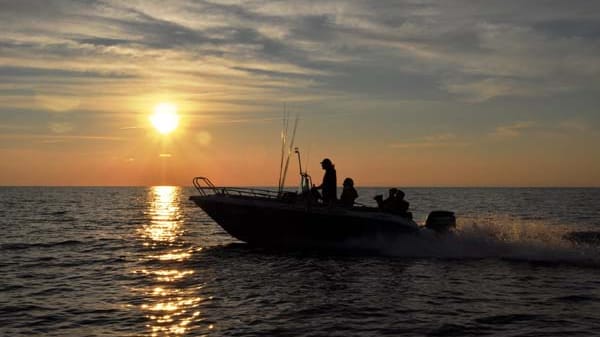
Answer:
189;119;455;250
189;175;456;250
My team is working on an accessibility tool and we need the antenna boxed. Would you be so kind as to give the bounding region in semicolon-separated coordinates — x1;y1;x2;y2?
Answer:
295;147;303;176
280;115;299;192
277;106;288;193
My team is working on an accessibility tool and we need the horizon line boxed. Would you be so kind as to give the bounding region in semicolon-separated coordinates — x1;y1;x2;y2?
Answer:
1;185;599;189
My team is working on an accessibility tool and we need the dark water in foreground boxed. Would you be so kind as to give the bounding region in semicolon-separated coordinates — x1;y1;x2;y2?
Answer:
1;187;600;336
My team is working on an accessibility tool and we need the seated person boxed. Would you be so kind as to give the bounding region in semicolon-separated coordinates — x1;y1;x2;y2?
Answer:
340;177;358;208
394;190;412;219
375;188;411;218
374;188;397;211
394;190;410;214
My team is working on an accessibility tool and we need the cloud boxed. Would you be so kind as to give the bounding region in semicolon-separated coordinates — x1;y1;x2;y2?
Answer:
558;120;589;133
489;121;536;140
0;123;32;131
0;134;125;142
442;78;540;102
77;37;133;47
1;0;600;108
35;95;81;112
390;133;467;149
534;19;600;39
48;122;74;134
489;119;594;141
0;66;134;79
195;131;212;146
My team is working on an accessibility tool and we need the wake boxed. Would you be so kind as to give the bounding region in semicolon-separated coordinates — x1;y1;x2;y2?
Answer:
347;215;600;267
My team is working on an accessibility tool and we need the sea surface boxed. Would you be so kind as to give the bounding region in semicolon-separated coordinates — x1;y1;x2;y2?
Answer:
1;186;600;336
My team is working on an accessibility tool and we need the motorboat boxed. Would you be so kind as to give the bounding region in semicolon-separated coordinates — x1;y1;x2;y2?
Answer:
189;176;456;250
189;121;455;250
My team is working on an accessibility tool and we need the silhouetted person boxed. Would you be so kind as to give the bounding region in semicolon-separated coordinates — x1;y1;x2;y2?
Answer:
314;158;337;205
375;188;411;217
340;177;358;208
375;188;397;211
394;190;410;215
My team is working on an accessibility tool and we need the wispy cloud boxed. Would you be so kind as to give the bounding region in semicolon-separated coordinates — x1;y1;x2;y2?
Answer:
489;121;536;140
390;133;467;149
48;122;74;134
0;65;135;79
489;119;595;141
195;131;212;146
557;120;589;133
0;124;32;131
0;134;126;142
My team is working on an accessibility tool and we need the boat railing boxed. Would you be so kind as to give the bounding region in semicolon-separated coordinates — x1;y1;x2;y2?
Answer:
193;176;282;199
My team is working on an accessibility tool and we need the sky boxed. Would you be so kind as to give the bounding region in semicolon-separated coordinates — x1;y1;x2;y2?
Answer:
1;0;599;187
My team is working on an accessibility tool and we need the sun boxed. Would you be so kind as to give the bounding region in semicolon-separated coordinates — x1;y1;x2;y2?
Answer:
150;103;179;135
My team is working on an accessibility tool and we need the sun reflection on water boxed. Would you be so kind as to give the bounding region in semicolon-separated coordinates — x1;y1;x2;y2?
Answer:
140;186;184;245
136;186;203;336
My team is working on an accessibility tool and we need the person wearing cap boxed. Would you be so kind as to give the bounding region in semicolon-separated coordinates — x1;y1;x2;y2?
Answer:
314;158;337;205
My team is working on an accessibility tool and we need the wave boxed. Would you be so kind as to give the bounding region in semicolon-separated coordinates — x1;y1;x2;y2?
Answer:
563;230;600;246
0;240;84;251
554;295;598;303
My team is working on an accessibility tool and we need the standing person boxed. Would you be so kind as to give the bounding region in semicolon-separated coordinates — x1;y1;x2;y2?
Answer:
314;158;337;205
340;177;358;208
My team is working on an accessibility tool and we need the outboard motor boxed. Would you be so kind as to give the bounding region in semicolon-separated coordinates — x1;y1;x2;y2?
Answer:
425;210;456;233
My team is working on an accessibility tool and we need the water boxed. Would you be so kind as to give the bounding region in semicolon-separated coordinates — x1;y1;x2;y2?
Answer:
1;186;600;336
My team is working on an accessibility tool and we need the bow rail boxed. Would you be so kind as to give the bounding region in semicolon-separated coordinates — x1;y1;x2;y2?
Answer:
192;176;284;199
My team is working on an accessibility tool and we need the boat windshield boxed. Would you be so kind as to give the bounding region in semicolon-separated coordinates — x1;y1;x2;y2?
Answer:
300;174;311;194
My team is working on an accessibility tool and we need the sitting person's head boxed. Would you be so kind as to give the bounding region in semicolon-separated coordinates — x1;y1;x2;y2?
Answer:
343;177;354;188
388;188;397;197
396;190;405;199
